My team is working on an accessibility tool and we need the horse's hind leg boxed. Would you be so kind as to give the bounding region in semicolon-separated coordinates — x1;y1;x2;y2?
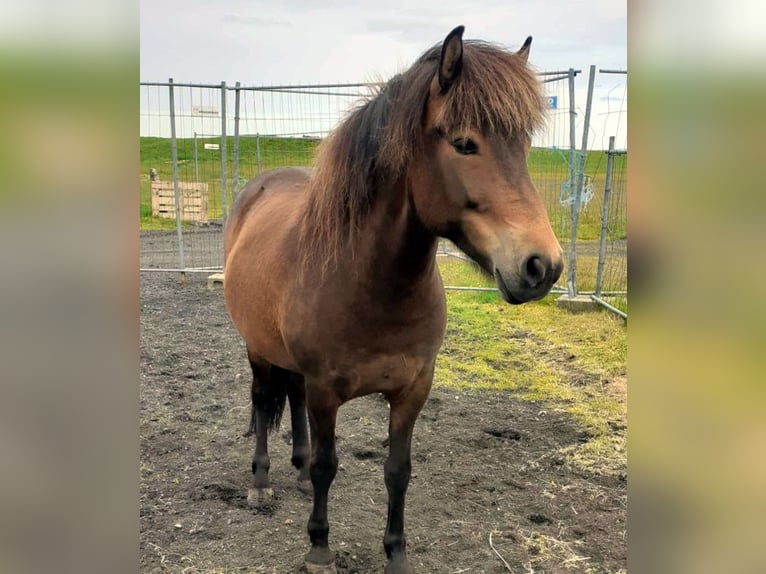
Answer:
286;372;312;493
246;357;288;509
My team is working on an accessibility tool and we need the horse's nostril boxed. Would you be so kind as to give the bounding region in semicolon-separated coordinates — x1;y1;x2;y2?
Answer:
525;255;546;286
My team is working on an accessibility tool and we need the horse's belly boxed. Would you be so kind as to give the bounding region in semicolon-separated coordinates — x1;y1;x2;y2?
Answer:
284;313;445;400
224;262;297;370
224;190;305;371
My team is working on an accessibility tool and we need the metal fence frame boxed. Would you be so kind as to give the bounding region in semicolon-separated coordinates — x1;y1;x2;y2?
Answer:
139;68;626;317
589;69;627;318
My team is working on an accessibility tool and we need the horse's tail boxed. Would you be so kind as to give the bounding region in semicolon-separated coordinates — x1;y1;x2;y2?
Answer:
246;364;289;436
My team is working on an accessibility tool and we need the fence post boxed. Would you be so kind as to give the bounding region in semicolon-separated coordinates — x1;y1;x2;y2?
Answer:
568;64;596;297
595;136;615;296
566;68;577;297
255;133;262;175
220;81;228;226
168;78;186;284
193;131;199;183
233;81;241;199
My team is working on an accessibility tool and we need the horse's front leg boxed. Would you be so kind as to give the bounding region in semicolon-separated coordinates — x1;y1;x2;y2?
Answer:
383;371;433;574
304;385;340;573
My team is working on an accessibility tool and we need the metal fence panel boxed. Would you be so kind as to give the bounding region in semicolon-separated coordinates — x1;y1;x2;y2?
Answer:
536;69;580;295
593;137;627;317
586;70;627;317
233;84;372;193
139;70;626;315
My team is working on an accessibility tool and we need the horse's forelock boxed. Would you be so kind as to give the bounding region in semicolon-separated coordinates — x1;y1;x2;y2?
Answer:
300;40;546;274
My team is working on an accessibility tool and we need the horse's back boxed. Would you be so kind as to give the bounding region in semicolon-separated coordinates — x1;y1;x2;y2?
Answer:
224;167;311;370
225;167;312;260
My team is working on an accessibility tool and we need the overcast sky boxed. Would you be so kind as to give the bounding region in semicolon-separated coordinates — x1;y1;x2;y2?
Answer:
140;0;627;148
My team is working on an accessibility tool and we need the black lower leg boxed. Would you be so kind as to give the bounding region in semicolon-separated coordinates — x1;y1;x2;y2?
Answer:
249;363;272;490
383;430;413;558
287;374;310;479
305;398;339;565
382;384;431;573
247;360;290;492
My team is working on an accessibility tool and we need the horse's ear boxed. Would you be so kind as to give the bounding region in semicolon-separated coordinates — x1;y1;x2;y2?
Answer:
517;36;532;64
438;25;465;91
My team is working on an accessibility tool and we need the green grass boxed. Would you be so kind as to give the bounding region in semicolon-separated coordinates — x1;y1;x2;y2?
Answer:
139;137;627;241
438;256;496;288
140;135;318;182
140;135;319;224
574;254;628;314
531;148;627;241
436;258;627;476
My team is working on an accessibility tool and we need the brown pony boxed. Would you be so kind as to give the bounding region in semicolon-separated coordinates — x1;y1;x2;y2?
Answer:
224;26;563;574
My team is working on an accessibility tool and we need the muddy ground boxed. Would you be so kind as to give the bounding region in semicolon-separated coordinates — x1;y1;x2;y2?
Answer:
140;272;626;573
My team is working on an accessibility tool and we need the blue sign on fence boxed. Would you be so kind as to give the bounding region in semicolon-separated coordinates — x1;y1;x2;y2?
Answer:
547;96;558;109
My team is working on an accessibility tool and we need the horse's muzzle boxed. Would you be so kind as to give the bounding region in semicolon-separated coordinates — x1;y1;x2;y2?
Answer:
494;254;563;304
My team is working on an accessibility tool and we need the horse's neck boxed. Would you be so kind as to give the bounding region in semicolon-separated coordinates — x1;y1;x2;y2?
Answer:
354;178;438;296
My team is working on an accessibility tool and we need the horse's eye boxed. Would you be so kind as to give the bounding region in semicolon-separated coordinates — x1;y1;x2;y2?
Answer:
452;138;479;155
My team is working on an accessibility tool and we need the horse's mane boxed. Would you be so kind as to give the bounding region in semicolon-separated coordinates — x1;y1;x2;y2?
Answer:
300;40;546;272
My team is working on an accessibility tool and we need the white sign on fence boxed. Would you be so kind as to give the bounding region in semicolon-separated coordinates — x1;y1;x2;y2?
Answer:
203;143;220;150
192;106;220;117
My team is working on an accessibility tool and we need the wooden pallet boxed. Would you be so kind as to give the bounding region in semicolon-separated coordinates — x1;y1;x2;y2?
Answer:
151;181;209;222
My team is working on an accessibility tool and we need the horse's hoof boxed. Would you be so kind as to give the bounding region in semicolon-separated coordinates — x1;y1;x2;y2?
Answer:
246;487;274;508
385;554;414;574
304;547;335;573
297;478;313;495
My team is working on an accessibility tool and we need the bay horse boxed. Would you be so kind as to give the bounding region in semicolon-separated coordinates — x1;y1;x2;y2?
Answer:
224;26;563;574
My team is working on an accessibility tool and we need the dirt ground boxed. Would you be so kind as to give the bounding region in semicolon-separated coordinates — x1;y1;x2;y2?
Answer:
140;273;626;573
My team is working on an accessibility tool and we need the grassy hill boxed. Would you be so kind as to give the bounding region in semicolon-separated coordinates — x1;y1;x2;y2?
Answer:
140;135;626;241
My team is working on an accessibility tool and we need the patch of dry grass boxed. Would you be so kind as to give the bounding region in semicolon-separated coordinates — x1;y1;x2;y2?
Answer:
436;259;627;477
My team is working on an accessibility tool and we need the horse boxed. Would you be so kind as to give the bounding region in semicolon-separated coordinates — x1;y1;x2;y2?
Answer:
223;26;563;574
